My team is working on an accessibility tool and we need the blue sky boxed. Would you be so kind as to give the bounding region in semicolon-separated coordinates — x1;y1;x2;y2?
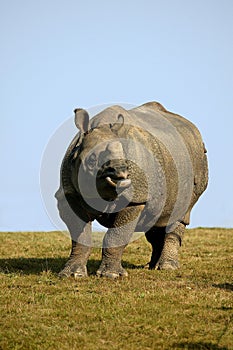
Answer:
1;0;233;231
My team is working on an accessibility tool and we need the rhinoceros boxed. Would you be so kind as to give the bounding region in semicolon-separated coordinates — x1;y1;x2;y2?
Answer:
55;102;208;278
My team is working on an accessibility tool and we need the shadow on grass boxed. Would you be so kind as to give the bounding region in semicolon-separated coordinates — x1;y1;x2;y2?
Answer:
212;283;233;292
0;257;67;275
0;258;138;276
172;342;228;349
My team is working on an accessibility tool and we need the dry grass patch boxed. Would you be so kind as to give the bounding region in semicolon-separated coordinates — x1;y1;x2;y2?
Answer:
0;228;232;349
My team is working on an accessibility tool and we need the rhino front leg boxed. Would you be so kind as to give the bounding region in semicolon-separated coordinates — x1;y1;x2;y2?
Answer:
97;205;145;278
158;222;185;270
56;190;92;278
59;224;92;278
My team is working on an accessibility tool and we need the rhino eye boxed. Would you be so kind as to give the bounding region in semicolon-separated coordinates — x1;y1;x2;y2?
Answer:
86;154;97;169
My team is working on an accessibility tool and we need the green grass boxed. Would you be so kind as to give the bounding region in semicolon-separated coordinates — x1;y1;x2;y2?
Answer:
0;228;232;350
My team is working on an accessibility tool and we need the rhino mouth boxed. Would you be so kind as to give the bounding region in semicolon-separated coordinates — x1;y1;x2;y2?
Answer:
105;176;131;189
97;162;132;193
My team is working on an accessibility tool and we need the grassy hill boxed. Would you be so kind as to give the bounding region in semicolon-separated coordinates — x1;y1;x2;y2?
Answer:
0;228;232;349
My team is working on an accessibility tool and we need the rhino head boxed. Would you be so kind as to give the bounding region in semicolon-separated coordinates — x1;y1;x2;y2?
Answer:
71;108;132;202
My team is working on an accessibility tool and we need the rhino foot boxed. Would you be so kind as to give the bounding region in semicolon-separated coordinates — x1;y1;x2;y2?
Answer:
158;259;179;270
96;265;128;279
97;245;129;278
58;263;88;278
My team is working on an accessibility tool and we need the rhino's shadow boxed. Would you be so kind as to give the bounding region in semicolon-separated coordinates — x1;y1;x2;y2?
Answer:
171;342;228;350
0;257;138;276
212;283;233;292
0;257;67;275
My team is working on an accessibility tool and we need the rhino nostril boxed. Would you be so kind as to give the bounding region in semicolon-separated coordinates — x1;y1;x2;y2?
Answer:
102;166;129;180
106;167;115;174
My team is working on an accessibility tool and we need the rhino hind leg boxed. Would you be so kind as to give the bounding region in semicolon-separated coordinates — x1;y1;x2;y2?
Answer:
158;222;185;270
145;222;185;270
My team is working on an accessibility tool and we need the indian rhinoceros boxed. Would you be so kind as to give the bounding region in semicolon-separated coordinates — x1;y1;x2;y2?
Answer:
55;102;208;278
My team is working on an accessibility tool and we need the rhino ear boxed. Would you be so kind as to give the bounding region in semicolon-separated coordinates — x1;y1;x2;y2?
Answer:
74;108;89;133
111;114;124;133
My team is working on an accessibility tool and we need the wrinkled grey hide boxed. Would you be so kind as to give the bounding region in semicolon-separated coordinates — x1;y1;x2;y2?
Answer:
55;102;208;278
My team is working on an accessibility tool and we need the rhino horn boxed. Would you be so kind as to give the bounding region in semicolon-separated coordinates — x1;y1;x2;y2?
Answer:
74;108;89;133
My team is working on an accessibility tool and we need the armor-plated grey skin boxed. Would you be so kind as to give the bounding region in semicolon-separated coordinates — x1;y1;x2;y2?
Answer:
55;102;208;278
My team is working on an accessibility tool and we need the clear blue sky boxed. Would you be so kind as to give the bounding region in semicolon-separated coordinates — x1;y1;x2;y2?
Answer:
1;0;233;231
